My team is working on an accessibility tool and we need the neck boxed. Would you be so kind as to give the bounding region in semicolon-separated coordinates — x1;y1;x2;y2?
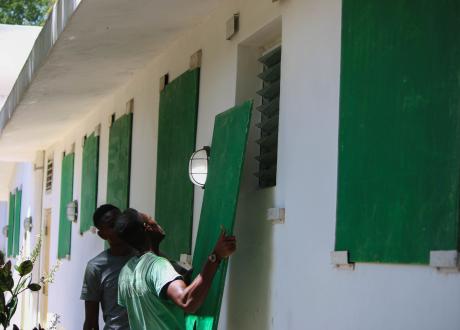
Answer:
109;243;131;256
141;242;160;256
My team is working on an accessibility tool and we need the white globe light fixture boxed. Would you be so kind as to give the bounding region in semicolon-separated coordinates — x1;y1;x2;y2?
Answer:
189;146;210;188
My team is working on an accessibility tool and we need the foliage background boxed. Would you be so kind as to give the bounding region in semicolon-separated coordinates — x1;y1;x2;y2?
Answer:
0;0;56;26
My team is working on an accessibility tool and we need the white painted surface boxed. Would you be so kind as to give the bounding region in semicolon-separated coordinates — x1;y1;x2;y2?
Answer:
0;0;224;160
6;161;41;327
3;0;460;329
0;24;40;109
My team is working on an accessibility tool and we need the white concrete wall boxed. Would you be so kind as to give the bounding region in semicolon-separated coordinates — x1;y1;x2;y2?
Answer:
6;160;44;328
37;0;460;329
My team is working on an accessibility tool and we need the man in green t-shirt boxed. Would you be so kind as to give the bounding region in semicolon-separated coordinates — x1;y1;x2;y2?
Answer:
114;208;236;330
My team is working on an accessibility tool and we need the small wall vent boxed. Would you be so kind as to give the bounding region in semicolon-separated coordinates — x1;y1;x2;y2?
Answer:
45;158;54;193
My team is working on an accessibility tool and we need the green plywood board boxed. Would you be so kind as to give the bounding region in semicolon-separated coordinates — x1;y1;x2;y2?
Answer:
107;113;133;210
187;100;252;330
336;0;460;264
12;189;22;256
7;193;15;257
156;69;200;261
80;133;100;234
58;153;74;259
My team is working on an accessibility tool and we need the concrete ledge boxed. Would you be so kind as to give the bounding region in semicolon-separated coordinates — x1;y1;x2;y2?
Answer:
0;0;80;135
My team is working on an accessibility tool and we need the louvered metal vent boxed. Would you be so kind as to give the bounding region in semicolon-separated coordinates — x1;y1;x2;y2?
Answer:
45;158;53;193
255;46;281;188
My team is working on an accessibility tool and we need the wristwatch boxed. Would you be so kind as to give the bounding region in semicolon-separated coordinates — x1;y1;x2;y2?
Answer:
208;253;220;264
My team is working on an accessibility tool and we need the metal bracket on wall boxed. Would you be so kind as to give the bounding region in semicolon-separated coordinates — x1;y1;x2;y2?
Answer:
95;124;101;137
430;250;459;273
267;207;285;224
178;254;193;271
331;251;355;270
109;113;116;128
189;49;202;70
226;13;239;40
159;73;169;92
126;99;134;114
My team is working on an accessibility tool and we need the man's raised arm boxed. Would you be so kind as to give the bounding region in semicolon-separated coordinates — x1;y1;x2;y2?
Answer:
166;231;236;313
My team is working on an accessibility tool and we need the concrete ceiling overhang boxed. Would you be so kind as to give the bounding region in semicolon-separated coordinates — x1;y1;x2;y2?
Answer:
0;0;222;161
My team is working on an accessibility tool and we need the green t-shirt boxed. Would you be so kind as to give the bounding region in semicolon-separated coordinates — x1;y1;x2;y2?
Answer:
118;253;185;330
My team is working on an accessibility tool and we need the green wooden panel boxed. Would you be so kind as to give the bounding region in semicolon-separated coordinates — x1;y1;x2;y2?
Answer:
155;69;200;261
58;153;74;259
187;101;252;330
12;189;22;256
336;0;460;264
107;113;133;210
80;133;100;234
7;192;15;257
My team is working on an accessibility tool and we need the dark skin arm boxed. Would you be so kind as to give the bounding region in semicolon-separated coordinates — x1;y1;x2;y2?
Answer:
83;301;99;330
166;231;236;314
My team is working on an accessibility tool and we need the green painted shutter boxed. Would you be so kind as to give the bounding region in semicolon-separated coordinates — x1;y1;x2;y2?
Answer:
187;101;252;330
7;192;15;257
58;153;75;259
12;189;22;256
80;133;100;234
107;113;133;210
336;0;460;264
155;68;200;261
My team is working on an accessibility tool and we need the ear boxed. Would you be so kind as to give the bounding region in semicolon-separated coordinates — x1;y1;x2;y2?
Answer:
97;231;108;240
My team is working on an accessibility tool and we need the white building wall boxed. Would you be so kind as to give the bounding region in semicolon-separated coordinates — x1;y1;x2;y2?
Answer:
37;0;460;329
5;159;45;328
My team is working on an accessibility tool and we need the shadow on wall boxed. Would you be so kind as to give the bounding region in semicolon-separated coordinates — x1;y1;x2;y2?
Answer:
226;187;275;330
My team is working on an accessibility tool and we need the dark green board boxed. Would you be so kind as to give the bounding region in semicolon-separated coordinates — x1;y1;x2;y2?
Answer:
7;192;15;257
80;133;100;234
156;68;200;261
12;189;22;256
186;100;252;330
336;0;460;264
58;153;74;259
107;113;133;210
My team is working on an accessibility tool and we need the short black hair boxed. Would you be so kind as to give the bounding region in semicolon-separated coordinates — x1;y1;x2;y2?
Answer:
93;204;121;228
113;208;147;251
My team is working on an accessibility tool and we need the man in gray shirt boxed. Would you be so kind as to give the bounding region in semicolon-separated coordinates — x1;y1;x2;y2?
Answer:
81;204;135;330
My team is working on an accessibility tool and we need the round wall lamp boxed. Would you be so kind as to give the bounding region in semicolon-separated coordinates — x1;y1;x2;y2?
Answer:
66;200;78;222
189;146;210;188
24;217;33;232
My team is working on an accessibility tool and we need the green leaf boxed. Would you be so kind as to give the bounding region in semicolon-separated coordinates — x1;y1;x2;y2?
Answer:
0;271;13;293
6;277;14;291
0;312;7;327
5;296;18;325
2;261;11;273
28;283;41;292
0;292;4;311
17;260;33;276
0;275;8;292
